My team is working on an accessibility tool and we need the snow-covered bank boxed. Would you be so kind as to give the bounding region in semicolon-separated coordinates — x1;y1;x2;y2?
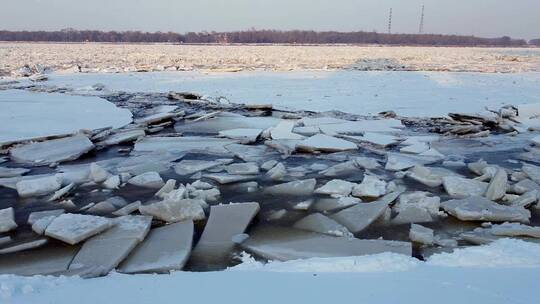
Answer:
41;70;540;117
0;90;132;145
1;239;539;304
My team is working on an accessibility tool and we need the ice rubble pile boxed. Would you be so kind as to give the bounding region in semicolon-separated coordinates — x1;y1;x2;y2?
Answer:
2;44;540;75
1;92;540;278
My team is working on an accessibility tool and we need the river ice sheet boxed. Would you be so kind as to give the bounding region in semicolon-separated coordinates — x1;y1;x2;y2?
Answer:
0;90;132;145
42;70;540;117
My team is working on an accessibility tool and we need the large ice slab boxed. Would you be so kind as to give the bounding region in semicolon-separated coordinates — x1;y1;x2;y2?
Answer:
119;221;194;274
241;226;412;261
16;174;62;197
45;214;113;245
442;196;530;223
10;134;94;166
190;203;260;266
0;90;132;146
175;112;278;134
69;216;152;275
134;136;236;154
296;134;357;152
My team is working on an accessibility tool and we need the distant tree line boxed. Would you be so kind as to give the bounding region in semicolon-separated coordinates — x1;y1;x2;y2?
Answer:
530;39;540;46
0;29;535;47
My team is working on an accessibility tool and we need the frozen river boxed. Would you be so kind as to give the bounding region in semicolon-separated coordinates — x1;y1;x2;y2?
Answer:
43;70;540;117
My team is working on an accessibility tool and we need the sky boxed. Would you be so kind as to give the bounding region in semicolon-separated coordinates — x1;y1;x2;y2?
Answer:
1;0;539;39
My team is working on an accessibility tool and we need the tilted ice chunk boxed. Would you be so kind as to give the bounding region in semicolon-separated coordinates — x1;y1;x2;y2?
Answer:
349;132;400;147
264;179;317;196
489;222;540;238
385;153;440;171
353;157;381;169
45;214;112;245
522;164;540;185
190;203;260;266
226;162;260;175
69;215;152;275
128;171;164;189
406;165;459;188
241;226;412;261
352;175;387;198
296;134;357;153
317;119;403;135
442;176;488;198
441;196;530;223
330;192;401;233
89;163;109;183
28;209;65;235
266;162;287;180
409;224;434;245
175;112;278;134
87;201;117;215
513;179;540;194
97;129;145;146
27;209;65;225
314;196;361;212
219;128;263;143
261;160;278;171
270;120;304;140
116;151;182;175
299;117;348;127
391;206;434;225
393;191;440;216
225;144;272;162
119;221;194;274
485;168;508;201
509;190;538;207
9;135;94;166
174;159;229;176
321;160;360;177
400;142;429;154
153;179;175;198
112;201;142;216
293;213;351;237
315;179;355;196
468;159;489;176
103;175;121;189
0;207;17;233
16;174;62;197
204;173;256;184
139;198;206;223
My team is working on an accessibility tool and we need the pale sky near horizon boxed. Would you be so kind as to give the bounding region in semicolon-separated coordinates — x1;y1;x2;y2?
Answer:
1;0;539;39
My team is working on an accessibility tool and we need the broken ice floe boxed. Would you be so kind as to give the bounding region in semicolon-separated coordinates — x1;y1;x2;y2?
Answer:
10;134;95;166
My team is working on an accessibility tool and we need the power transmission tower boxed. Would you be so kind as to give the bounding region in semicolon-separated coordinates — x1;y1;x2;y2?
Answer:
388;8;393;34
419;5;425;34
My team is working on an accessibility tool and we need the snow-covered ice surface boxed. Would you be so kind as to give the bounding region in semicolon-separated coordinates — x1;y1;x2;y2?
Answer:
41;70;540;116
0;90;132;145
1;239;539;304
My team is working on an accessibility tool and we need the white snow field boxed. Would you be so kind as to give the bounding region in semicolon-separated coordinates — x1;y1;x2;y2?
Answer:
42;70;540;117
1;239;539;304
0;90;132;145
